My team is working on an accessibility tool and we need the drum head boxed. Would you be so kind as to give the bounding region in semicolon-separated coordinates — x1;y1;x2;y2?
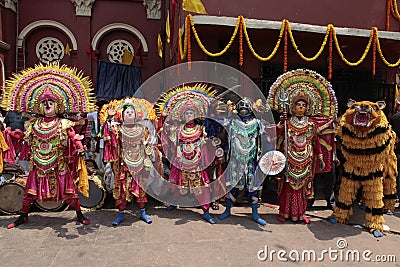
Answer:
34;200;66;212
259;150;286;175
0;182;25;214
78;177;105;209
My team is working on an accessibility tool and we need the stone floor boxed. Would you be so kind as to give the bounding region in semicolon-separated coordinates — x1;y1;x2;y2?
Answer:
0;199;399;267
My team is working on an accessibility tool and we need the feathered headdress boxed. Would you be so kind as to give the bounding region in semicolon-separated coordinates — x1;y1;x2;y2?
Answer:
1;62;96;114
267;69;338;118
99;97;156;124
155;83;216;121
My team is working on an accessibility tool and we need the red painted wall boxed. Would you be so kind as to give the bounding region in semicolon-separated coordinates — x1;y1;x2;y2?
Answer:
14;0;162;85
2;6;17;77
2;0;399;87
202;1;394;31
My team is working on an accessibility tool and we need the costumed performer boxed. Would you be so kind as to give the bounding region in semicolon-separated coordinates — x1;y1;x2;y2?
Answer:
2;63;96;228
267;69;338;224
157;84;217;224
101;97;162;226
218;97;268;226
330;99;397;238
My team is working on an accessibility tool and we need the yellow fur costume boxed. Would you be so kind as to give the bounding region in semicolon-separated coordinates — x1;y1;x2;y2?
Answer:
332;99;397;235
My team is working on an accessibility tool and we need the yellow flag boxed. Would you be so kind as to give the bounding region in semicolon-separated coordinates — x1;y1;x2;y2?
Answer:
166;11;171;44
121;48;134;65
395;84;400;108
65;43;71;56
182;0;207;14
158;33;163;58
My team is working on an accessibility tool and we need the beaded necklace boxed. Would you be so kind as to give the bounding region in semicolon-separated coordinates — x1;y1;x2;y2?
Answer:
180;124;202;142
121;124;145;174
32;118;60;172
231;118;259;162
288;116;310;135
177;124;203;169
286;116;314;188
32;118;59;140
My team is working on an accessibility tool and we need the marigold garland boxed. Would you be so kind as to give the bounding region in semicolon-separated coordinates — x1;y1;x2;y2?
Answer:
287;22;331;62
178;27;187;60
372;28;377;76
183;14;400;76
328;26;333;79
376;30;400;67
386;0;391;30
243;18;285;61
284;21;288;72
188;14;240;57
187;16;191;69
332;27;373;66
390;0;400;21
239;16;244;66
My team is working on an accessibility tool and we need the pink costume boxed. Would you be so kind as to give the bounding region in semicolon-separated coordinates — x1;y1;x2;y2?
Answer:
156;84;217;224
103;122;151;210
22;116;85;206
266;68;338;224
100;98;160;225
1;63;96;228
2;127;16;164
162;120;212;211
276;116;322;221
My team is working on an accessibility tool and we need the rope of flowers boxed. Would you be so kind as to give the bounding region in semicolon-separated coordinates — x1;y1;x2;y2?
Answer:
328;26;333;79
187;16;191;68
239;16;244;66
372;28;377;76
243;18;286;61
390;0;400;21
376;29;400;67
332;27;373;66
284;21;288;72
188;14;240;57
387;0;392;30
287;22;331;62
178;27;187;60
182;15;400;71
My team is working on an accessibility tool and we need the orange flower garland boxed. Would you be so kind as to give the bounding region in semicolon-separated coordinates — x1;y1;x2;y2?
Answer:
184;14;400;78
177;39;181;75
390;0;400;20
284;21;288;73
373;27;377;76
387;0;391;31
328;26;333;79
187;16;192;70
239;16;243;66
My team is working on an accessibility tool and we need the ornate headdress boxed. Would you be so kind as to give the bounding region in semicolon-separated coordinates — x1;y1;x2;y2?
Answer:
99;97;156;124
267;69;338;118
155;83;216;121
1;62;96;115
38;84;60;103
